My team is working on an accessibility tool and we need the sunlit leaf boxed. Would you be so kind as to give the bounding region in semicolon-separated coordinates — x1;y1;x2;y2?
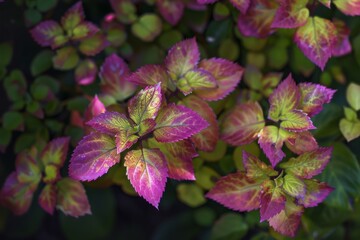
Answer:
40;137;70;168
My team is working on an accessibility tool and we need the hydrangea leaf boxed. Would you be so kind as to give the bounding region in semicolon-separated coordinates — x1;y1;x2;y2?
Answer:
282;173;306;199
127;64;169;91
298;179;333;207
157;0;185;25
75;59;98;85
56;178;91;217
128;83;162;125
15;152;41;185
195;58;244;101
38;184;57;215
271;0;309;29
176;69;217;95
346;83;360;111
281;147;332;179
154;104;209;143
229;0;251;14
71;22;99;41
53;46;79;70
243;151;278;180
115;132;139;154
206;172;262;212
87;111;131;135
268;74;300;122
148;138;197;180
260;179;286;222
280;110;315;132
40;137;70;168
30;20;66;49
237;0;278;38
332;19;352;57
165;38;200;80
339;118;360;142
131;14;162;42
333;0;360;16
298;82;336;117
285;131;318;155
181;95;219;152
61;1;84;32
258;126;289;167
294;17;337;70
79;33;109;56
220;102;265;146
124;148;168;208
69;132;118;181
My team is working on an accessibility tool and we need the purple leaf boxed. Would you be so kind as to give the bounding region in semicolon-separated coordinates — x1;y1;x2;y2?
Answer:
71;22;99;41
298;179;333;207
285;131;318;155
157;0;185;25
332;19;352;57
38;184;57;215
61;1;85;31
115;132;139;154
127;64;169;91
271;0;309;29
75;59;98;85
87;111;131;135
79;32;110;56
229;0;251;14
30;21;66;49
260;179;286;222
40;137;70;168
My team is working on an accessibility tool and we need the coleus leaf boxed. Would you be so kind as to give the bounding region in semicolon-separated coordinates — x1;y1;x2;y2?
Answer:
75;59;98;85
100;54;137;101
61;1;85;32
154;104;209;143
271;0;309;29
229;0;251;14
157;0;185;26
53;46;79;70
206;172;262;211
128;83;162;125
84;95;106;123
279;110;315;132
109;0;137;24
71;22;99;41
260;179;286;222
69;132;119;181
195;58;244;101
15;152;41;185
181;95;219;152
79;32;109;56
127;64;170;91
87;111;131;135
294;17;337;70
40;137;70;168
38;184;57;215
176;69;217;95
297;179;333;207
333;0;360;16
280;147;332;179
332;19;352;57
243;151;278;180
115;131;139;154
124;148;168;208
30;20;66;49
56;178;91;217
43;164;61;184
282;173;306;199
318;0;331;8
285;131;318;155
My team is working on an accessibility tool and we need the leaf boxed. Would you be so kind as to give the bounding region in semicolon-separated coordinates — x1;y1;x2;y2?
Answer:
229;0;251;14
79;32;109;56
298;82;336;117
0;42;13;67
260;180;286;222
268;74;300;122
298;179;333;207
53;46;79;70
157;0;185;25
294;17;337;70
31;50;54;76
177;183;206;207
210;213;249;240
279;110;315;132
195;58;244;101
339;118;360;142
271;0;309;29
148;138;197;180
84;95;106;123
69;132;119;181
176;69;217;95
128;83;162;124
87;111;131;135
280;147;332;179
285;131;318;154
127;64;169;91
71;22;99;41
220;102;265;146
56;178;91;217
30;20;66;48
40;137;70;168
243;151;278;180
75;59;98;85
333;0;360;16
346;83;360;111
36;0;57;12
165;38;200;80
332;19;352;57
206;172;262;212
38;184;57;215
109;0;137;24
181;95;219;152
154;104;209;143
61;1;84;32
282;173;306;199
124;148;168;208
43;164;61;184
15;152;41;185
99;53;136;101
3;111;24;131
131;14;162;42
3;70;27;102
115;131;139;154
318;0;331;8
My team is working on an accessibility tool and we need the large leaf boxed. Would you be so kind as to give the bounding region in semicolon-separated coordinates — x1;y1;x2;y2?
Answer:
279;110;315;132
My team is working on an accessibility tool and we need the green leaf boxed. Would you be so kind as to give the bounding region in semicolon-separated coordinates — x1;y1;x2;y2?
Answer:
3;69;27;102
176;183;206;207
339;118;360;142
211;213;248;240
53;46;79;70
131;14;162;42
282;173;306;199
36;0;57;12
24;8;42;26
347;83;360;111
0;42;13;67
31;50;54;76
3;111;24;131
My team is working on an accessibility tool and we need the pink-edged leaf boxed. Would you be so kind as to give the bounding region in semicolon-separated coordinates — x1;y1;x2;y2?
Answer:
38;184;57;215
148;138;197;180
165;38;200;79
87;111;131;135
280;110;315;132
268;74;300;122
124;148;168;208
260;179;286;222
109;0;137;24
75;59;98;85
298;179;333;207
61;1;85;31
294;17;337;70
237;0;278;38
258;126;289;167
40;137;70;168
285;131;318;155
181;95;219;152
243;151;278;180
15;152;41;185
79;32;110;56
99;53;136;101
71;22;99;41
154;104;209;143
157;0;185;25
271;0;309;29
282;173;306;199
128;83;162;124
115;132;139;154
220;102;265;146
84;95;106;123
298;82;336;117
195;58;244;101
280;147;332;179
206;172;262;212
176;69;217;96
0;172;35;215
319;0;331;8
268;200;304;237
53;46;79;70
334;0;360;16
30;20;66;49
69;132;118;181
127;64;169;91
229;0;251;14
332;19;352;57
56;178;91;217
138;119;157;137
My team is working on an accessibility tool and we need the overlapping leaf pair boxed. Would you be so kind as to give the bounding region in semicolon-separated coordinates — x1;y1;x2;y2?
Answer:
0;137;91;217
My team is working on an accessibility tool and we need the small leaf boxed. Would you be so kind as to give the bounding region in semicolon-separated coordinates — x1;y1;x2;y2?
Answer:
280;110;315;132
124;148;168;208
271;0;309;29
176;69;217;95
339;118;360;142
15;152;41;185
41;137;70;168
157;0;185;25
87;111;131;135
31;50;54;76
285;131;318;155
109;0;137;24
333;0;360;16
75;59;97;85
332;19;352;57
115;132;139;154
282;173;306;199
36;0;58;12
79;32;109;56
298;179;333;207
53;46;79;70
30;20;66;48
71;22;99;41
177;183;206;207
38;184;57;215
0;42;13;67
346;83;360;111
211;213;249;240
154;104;209;143
127;64;169;91
243;151;278;180
3;70;27;101
84;95;106;123
131;14;162;42
260;179;286;222
61;1;84;32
